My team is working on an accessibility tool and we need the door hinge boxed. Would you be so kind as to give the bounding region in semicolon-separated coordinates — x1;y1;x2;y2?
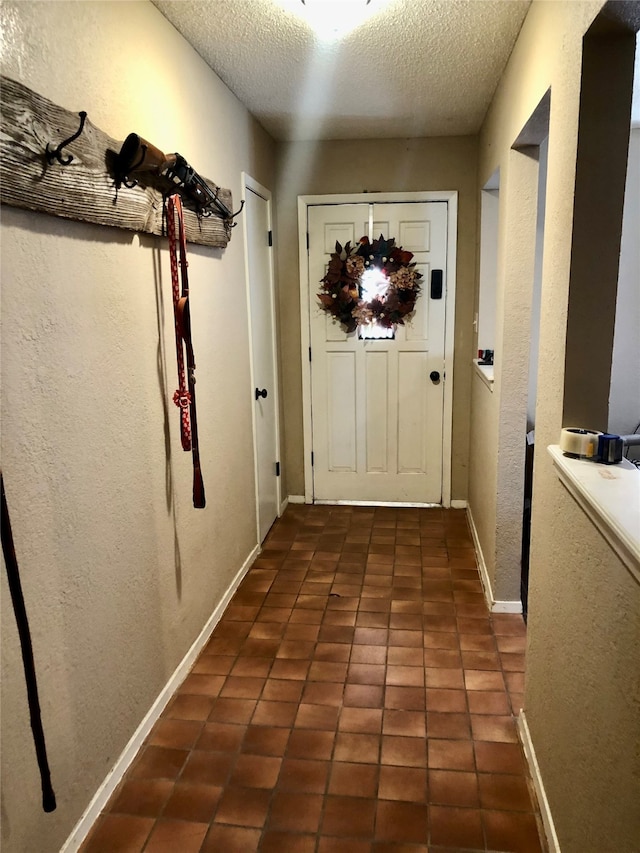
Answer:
311;451;314;467
275;461;280;477
309;347;312;362
306;232;310;251
268;230;273;247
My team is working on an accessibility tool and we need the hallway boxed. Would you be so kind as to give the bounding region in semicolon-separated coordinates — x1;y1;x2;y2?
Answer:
80;505;543;853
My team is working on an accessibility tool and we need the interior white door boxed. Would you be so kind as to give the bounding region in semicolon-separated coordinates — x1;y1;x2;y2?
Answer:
245;183;279;541
308;201;448;503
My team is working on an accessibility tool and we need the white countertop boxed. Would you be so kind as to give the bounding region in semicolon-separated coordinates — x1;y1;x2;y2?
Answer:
548;445;640;581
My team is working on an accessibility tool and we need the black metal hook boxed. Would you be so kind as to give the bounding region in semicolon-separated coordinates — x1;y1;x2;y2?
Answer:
228;199;245;228
46;111;87;166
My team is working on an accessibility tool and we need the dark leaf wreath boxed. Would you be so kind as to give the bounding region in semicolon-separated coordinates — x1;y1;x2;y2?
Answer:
317;234;423;333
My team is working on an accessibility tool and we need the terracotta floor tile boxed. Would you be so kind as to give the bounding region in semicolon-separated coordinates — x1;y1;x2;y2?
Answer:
207;697;257;725
464;669;506;692
427;738;475;771
278;757;330;792
295;702;341;730
344;684;385;708
162;782;222;822
384;686;426;711
261;678;304;703
483;809;544;852
428;769;480;807
425;688;467;713
129;746;188;781
319;840;373;853
165;693;215;721
267;791;324;833
381;735;427;767
375;800;429;844
287;728;335;760
195;723;247;752
378;765;427;801
201;823;261;853
230;656;273;677
146;719;203;750
429;805;484;849
142;818;208;853
474;741;528;775
108;778;174;817
386;665;425;687
329;761;379;797
214;786;271;827
425;667;465;689
81;814;154;853
339;706;383;734
80;507;541;853
478;772;536;811
426;712;471;740
470;714;519;743
383;709;426;738
261;831;317;852
467;690;511;716
229;753;281;788
322;795;377;837
241;724;290;756
180;750;235;786
334;731;381;763
220;675;265;699
252;699;298;726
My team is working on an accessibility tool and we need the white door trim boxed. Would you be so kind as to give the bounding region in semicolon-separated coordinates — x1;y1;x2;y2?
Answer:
298;191;458;507
242;173;282;541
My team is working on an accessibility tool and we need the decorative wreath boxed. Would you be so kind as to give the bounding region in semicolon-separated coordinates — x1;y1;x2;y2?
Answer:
317;234;422;333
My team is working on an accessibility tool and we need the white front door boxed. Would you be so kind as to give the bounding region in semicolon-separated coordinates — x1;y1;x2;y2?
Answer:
244;178;280;541
307;201;449;504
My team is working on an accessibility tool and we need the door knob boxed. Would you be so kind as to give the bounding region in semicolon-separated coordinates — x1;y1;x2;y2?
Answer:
255;387;268;400
429;371;440;383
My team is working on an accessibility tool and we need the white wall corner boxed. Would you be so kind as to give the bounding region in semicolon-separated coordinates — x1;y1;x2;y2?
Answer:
466;507;521;613
518;711;562;853
59;543;261;853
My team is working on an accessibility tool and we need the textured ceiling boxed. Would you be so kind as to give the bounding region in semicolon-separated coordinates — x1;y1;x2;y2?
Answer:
152;0;532;141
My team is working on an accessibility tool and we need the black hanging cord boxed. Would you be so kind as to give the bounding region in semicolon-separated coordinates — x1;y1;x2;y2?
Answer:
1;473;56;812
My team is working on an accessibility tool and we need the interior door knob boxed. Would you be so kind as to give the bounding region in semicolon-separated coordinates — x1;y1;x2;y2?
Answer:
255;387;268;400
429;371;440;383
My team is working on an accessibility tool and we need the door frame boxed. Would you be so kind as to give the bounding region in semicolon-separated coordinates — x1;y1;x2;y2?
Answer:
298;191;458;507
242;172;283;542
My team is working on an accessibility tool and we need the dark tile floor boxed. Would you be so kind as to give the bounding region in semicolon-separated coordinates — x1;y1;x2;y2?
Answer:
81;505;544;853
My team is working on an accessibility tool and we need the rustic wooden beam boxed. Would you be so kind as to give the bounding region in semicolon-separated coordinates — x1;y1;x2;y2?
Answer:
0;75;233;248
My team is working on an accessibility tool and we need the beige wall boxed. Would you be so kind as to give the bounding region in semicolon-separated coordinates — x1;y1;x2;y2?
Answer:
472;0;640;849
0;3;276;851
274;136;478;501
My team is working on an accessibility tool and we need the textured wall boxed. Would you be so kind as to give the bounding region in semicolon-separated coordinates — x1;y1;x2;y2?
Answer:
0;3;276;852
274;136;478;500
475;1;640;850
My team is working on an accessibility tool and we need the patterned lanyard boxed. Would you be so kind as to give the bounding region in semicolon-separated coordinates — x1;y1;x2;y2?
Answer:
166;194;206;508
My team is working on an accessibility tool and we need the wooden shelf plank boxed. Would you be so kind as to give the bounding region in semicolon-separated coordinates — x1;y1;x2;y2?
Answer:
0;75;233;248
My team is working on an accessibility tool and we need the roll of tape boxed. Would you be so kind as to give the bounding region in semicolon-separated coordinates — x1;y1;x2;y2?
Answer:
560;427;602;458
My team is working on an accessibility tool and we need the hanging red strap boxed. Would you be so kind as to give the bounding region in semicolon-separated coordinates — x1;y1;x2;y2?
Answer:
166;194;206;509
167;194;192;451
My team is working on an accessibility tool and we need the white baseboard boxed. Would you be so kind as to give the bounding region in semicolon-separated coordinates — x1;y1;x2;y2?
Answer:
287;494;306;504
518;711;561;853
466;507;522;614
451;499;468;509
60;543;261;853
279;496;289;514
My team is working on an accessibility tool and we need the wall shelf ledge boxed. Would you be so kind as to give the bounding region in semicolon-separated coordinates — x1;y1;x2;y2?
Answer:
548;444;640;582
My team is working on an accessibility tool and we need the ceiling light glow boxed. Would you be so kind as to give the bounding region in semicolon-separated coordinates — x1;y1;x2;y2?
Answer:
278;0;391;42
